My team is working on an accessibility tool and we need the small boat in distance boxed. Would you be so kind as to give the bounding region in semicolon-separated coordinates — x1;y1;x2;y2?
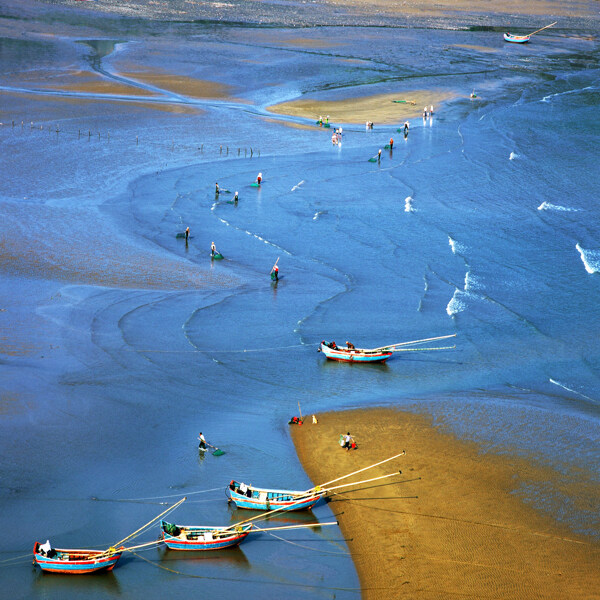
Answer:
503;32;530;43
160;520;252;551
227;480;324;511
504;21;556;44
319;341;393;363
33;542;123;574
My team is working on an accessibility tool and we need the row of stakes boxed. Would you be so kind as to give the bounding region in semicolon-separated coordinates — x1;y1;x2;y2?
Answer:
1;120;259;156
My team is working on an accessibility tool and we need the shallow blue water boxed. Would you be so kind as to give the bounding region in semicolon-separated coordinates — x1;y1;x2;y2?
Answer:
0;5;599;598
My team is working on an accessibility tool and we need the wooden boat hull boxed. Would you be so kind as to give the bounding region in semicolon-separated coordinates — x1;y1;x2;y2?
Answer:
228;481;322;511
320;342;392;363
33;543;123;574
504;33;530;43
160;520;252;551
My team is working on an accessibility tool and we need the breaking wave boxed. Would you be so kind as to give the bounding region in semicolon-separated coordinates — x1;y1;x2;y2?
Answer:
576;243;600;274
537;201;578;212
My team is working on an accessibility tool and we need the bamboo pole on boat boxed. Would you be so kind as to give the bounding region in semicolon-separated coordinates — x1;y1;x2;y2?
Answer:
252;522;338;533
313;451;406;490
225;454;407;530
320;470;402;494
108;496;186;550
123;539;165;552
393;345;456;352
222;497;315;530
372;334;456;352
527;21;557;36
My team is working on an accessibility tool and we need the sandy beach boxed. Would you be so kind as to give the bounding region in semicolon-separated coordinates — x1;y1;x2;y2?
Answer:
267;91;454;125
292;408;600;599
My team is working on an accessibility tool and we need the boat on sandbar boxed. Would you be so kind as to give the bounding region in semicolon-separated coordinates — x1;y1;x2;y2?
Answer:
33;542;124;574
160;520;252;551
227;480;324;511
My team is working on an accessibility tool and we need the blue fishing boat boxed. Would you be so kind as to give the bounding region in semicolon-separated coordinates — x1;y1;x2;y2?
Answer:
503;32;530;43
160;520;252;551
319;341;392;363
504;21;556;44
33;542;123;574
227;481;323;511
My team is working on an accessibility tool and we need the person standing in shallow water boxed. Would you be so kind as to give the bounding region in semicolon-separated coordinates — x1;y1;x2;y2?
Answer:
215;182;220;195
211;241;216;257
198;432;206;450
234;191;239;203
185;227;190;242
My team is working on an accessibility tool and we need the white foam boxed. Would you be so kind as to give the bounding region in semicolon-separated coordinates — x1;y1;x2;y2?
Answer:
313;211;323;221
509;151;519;160
291;180;305;192
404;196;414;212
549;378;597;402
448;236;466;255
464;271;481;292
446;289;466;316
537;201;578;212
576;243;600;274
542;85;594;103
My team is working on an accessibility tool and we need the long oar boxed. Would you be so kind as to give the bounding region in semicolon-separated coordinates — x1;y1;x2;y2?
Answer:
372;334;456;352
122;539;164;552
320;470;402;494
393;345;456;352
252;522;338;533
527;21;557;37
108;496;186;550
312;451;406;490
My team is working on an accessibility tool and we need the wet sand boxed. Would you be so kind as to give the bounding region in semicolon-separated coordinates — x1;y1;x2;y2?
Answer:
267;91;453;125
0;202;237;290
327;0;596;18
291;408;600;599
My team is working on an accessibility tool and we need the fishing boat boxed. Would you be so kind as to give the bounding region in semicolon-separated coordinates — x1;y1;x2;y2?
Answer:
503;32;530;43
319;334;456;364
33;496;187;575
160;520;252;551
319;341;393;363
33;542;123;574
504;21;556;44
227;480;324;511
